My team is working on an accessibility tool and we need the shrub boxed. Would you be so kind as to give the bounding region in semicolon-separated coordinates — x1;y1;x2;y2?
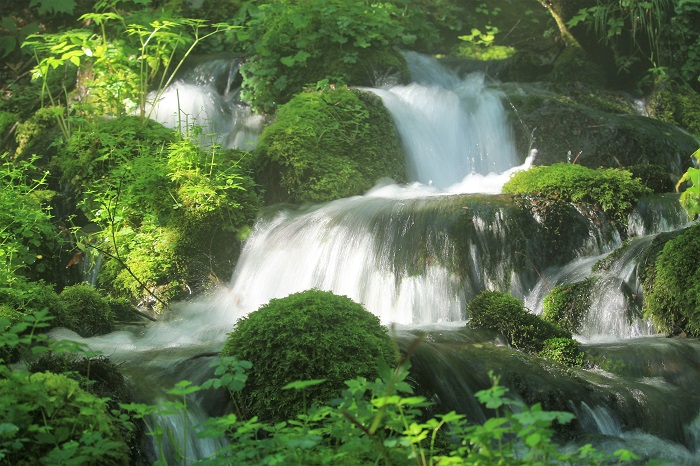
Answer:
0;371;130;465
542;278;596;334
502;163;652;227
643;223;700;336
56;284;114;337
253;87;406;203
539;337;585;367
467;290;570;353
221;289;398;422
238;0;411;112
59;118;259;307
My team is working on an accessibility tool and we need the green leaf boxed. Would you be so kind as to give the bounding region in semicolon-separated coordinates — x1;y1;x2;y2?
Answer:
282;379;327;390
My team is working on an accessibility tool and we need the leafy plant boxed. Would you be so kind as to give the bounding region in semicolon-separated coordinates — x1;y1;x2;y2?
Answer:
677;148;700;218
539;338;585;367
238;0;411;112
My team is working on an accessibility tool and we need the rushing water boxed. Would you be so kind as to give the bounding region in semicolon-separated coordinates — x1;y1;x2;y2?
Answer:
62;52;700;464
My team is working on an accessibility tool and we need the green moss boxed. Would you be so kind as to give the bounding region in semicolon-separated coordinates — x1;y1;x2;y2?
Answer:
503;163;652;228
643;223;700;336
542;278;596;334
539;337;584;367
57;115;176;190
57;284;114;337
221;289;397;423
466;290;570;353
13;106;63;161
0;371;130;465
254;87;406;204
649;84;700;137
59;119;259;308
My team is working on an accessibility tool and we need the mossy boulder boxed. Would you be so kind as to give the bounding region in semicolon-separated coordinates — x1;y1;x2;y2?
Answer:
542;278;596;334
0;371;130;465
221;289;398;422
253;87;407;204
649;84;700;137
504;83;700;175
56;284;114;337
503;163;652;228
643;223;700;336
466;290;570;353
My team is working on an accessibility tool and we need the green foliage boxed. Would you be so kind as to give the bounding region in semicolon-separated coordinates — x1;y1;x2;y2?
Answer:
238;0;411;112
643;223;700;336
125;358;635;465
56;284;114;337
567;0;673;74
57;117;259;307
650;84;700;136
22;3;235;134
502;163;652;227
542;278;596;334
0;370;130;465
220;289;398;423
0;154;62;286
677;148;700;218
539;338;585;367
467;290;570;353
254;87;406;203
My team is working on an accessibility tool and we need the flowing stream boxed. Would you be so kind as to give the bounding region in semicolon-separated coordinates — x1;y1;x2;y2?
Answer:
60;52;700;464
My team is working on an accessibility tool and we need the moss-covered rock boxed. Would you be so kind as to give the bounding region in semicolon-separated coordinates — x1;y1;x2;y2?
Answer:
643;223;700;336
649;84;700;137
221;289;398;422
57;118;259;308
542;278;596;334
253;87;407;204
503;163;651;228
504;83;700;175
539;337;585;367
466;290;570;353
56;284;114;337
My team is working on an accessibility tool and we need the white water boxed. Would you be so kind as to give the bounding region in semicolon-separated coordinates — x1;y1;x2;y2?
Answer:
144;58;263;150
58;52;700;465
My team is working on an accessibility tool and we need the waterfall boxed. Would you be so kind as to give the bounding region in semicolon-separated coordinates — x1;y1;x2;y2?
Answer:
365;52;520;188
144;57;263;150
62;52;700;464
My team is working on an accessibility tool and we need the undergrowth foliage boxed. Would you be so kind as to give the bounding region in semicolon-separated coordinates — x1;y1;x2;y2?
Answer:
0;309;639;465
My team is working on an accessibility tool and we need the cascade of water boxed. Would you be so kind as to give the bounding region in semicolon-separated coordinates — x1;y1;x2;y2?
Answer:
65;52;700;464
144;57;263;150
366;53;519;188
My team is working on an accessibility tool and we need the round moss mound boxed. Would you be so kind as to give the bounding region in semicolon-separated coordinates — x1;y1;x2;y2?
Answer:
467;290;570;353
542;278;596;334
221;289;397;422
643;223;700;336
0;371;130;465
253;87;406;204
57;284;114;337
